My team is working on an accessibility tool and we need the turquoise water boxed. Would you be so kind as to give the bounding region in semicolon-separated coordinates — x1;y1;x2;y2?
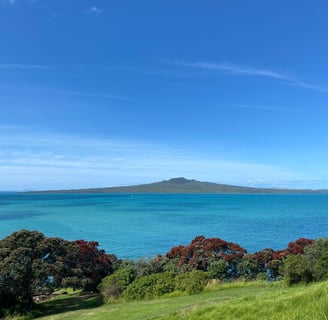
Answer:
1;193;328;259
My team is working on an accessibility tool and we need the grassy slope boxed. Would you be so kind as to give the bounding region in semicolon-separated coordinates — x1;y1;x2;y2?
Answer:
159;281;328;320
22;281;328;320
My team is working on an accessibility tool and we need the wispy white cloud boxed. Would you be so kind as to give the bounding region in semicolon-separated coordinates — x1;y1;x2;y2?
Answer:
181;61;291;80
89;6;102;15
285;80;328;93
0;128;298;191
176;61;328;93
0;63;50;70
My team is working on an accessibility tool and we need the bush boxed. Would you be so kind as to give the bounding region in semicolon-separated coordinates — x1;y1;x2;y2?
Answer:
207;260;228;280
283;255;312;285
175;270;207;295
123;272;176;300
267;259;284;280
98;264;136;301
256;272;269;281
304;238;328;282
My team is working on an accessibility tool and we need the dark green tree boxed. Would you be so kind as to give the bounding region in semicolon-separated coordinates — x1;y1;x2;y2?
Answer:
304;238;328;281
283;255;312;285
0;230;79;310
0;230;117;313
207;259;228;280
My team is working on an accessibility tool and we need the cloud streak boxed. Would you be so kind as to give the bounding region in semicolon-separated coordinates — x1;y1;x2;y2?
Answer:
0;129;297;191
181;61;291;80
177;61;328;93
0;63;50;70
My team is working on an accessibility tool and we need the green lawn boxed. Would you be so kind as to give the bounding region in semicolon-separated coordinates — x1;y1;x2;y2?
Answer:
19;281;328;320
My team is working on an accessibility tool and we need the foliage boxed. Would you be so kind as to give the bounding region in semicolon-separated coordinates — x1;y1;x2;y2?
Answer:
282;238;328;285
1;228;325;318
133;257;164;277
175;270;207;295
123;272;176;300
304;238;328;281
272;238;314;260
0;230;79;311
72;240;118;291
164;236;315;282
283;254;312;285
166;236;247;276
207;259;228;280
236;249;271;280
266;259;283;280
98;264;136;301
0;230;117;314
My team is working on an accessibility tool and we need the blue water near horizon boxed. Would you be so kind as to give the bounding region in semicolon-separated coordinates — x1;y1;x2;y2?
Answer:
1;193;328;259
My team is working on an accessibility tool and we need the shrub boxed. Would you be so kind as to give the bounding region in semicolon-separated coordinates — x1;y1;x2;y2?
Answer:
134;258;156;277
175;270;207;295
256;272;269;281
267;259;284;280
283;255;312;285
123;272;176;300
304;238;328;282
207;259;228;280
237;255;260;280
98;264;136;301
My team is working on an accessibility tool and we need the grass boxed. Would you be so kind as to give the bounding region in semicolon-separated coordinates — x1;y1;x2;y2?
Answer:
157;281;328;320
14;280;328;320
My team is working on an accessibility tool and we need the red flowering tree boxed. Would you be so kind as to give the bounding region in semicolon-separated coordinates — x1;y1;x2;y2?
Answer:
271;238;314;260
238;248;274;279
267;238;314;279
165;236;247;276
72;240;119;291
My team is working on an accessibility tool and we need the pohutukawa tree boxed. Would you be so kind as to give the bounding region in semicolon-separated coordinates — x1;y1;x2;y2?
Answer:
0;230;117;312
165;235;247;276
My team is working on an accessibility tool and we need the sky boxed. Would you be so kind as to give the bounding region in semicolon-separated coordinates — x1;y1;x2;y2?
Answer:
1;0;328;190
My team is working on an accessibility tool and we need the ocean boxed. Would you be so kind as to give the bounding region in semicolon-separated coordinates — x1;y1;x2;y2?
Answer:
1;193;328;259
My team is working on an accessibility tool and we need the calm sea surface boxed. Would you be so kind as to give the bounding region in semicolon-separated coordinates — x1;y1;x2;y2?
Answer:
1;193;328;259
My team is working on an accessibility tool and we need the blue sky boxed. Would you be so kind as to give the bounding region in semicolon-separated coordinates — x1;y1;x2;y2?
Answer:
1;0;328;190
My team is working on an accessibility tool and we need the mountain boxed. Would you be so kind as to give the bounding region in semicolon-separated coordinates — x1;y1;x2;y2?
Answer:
27;177;328;194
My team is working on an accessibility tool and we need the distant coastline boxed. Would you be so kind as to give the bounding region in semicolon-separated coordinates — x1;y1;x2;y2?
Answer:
25;177;328;194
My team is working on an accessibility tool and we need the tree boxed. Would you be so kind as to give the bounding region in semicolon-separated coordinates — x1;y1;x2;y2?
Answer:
0;230;117;313
272;238;314;260
207;259;228;280
304;238;328;281
0;230;79;310
165;236;246;277
267;238;314;281
283;255;312;285
72;240;118;291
